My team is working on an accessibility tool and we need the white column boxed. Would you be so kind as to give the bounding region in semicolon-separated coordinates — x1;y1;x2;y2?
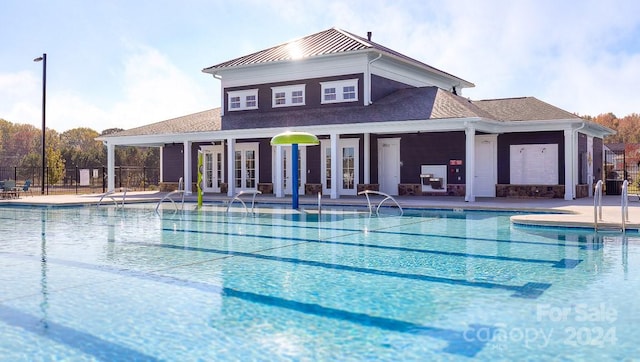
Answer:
587;135;594;197
159;146;164;183
183;141;192;194
564;128;574;200
227;138;235;197
363;133;370;184
107;143;115;191
465;125;476;202
330;133;338;199
274;145;284;197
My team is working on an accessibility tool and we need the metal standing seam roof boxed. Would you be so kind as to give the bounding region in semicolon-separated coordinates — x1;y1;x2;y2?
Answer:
202;27;474;87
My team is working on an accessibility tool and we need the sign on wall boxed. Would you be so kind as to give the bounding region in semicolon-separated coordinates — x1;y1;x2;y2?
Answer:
510;144;558;185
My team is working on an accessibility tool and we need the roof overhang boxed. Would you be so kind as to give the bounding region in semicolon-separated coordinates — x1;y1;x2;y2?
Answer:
98;117;614;148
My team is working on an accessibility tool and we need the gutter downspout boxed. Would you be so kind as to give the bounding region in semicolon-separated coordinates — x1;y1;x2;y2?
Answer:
366;53;382;105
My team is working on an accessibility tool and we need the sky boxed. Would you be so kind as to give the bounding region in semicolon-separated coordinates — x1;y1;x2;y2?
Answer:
1;0;640;132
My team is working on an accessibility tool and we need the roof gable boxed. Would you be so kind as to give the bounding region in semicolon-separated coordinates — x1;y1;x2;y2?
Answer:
202;27;474;88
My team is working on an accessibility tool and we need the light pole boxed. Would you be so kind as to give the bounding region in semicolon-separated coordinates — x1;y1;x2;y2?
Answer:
34;53;46;195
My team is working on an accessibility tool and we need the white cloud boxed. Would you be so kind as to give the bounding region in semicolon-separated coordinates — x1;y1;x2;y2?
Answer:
108;45;210;131
1;46;212;132
0;71;42;126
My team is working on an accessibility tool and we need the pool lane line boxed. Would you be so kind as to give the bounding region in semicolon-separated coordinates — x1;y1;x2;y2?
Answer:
160;227;582;269
0;253;493;358
0;305;160;361
107;237;552;299
159;216;599;250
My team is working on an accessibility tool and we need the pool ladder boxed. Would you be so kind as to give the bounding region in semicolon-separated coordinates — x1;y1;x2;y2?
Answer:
594;179;629;233
97;188;129;208
226;190;261;214
155;177;186;212
358;190;403;216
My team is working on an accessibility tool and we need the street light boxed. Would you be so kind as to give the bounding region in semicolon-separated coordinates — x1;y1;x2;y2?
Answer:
34;53;46;195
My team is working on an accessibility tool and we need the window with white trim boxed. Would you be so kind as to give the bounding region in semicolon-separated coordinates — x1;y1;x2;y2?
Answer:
320;79;358;104
271;84;306;108
227;89;259;111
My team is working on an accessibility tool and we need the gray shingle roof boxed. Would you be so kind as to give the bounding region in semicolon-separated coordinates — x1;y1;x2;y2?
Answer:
108;108;221;137
202;28;473;87
101;92;587;139
220;87;489;130
473;97;581;121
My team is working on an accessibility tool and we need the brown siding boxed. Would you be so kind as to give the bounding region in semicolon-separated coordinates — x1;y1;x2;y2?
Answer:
593;137;603;182
578;133;587;184
162;144;184;182
371;74;412;102
394;132;466;184
306;145;321;183
223;74;364;113
258;139;272;183
497;131;565;184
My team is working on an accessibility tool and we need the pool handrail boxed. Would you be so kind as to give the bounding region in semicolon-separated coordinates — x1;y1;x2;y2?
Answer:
226;190;262;214
155;177;185;212
97;188;129;208
594;180;603;230
358;190;403;216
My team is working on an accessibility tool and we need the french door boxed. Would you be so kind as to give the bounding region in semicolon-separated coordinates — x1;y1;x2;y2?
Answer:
201;145;224;193
321;138;359;196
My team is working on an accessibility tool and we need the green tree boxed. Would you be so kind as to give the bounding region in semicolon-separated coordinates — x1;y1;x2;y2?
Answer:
46;145;65;185
60;127;105;167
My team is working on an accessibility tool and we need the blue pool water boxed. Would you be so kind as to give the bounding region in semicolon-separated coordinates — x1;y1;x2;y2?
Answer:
0;204;638;360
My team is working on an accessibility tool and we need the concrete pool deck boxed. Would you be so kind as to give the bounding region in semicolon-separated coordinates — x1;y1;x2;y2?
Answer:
1;191;639;231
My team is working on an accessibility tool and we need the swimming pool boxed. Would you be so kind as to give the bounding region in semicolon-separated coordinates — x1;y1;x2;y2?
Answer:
0;204;638;360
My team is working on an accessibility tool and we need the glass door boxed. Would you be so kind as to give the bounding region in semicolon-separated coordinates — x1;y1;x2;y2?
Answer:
201;145;224;193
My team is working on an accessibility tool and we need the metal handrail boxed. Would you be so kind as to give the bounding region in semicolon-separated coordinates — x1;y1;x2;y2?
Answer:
317;191;322;215
155;177;185;212
97;188;128;208
226;190;262;214
594;180;603;230
358;190;403;216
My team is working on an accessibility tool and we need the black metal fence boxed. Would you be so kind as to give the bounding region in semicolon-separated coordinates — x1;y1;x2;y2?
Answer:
604;148;640;195
0;166;159;195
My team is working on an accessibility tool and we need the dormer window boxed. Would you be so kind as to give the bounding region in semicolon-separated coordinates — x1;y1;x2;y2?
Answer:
271;85;306;108
227;89;259;111
320;79;358;104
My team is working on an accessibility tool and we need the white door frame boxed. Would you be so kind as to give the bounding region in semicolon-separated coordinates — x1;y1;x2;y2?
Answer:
200;145;224;193
272;145;306;195
377;138;400;195
233;142;259;191
321;138;360;196
474;134;497;197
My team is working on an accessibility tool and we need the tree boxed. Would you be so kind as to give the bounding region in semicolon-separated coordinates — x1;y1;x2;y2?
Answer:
60;127;105;167
46;145;65;185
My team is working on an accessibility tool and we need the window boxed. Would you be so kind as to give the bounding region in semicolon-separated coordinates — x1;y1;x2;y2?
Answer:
320;79;358;104
324;88;336;101
271;85;306;108
274;92;286;105
227;89;258;111
230;96;241;109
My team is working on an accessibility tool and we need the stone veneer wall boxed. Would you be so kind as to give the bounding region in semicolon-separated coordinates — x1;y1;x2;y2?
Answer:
495;184;565;198
397;184;465;196
575;184;589;198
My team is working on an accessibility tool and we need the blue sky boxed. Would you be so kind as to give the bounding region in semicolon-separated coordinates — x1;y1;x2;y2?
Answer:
2;0;640;132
